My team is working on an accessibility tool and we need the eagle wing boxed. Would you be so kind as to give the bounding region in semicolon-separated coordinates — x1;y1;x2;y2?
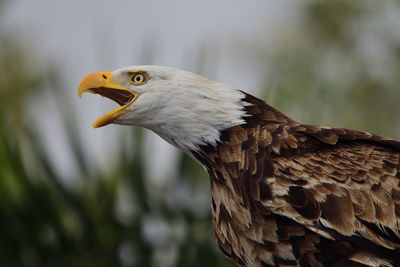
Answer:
209;123;400;266
272;125;400;244
262;124;400;266
199;94;400;266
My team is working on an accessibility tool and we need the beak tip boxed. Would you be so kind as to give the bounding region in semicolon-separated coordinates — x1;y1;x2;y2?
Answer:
78;71;108;99
78;85;86;99
93;120;103;128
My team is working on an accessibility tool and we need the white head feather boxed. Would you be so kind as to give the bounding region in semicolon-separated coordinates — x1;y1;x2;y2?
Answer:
110;66;248;154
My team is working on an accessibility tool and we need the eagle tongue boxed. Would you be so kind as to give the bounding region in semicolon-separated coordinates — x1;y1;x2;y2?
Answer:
94;87;133;106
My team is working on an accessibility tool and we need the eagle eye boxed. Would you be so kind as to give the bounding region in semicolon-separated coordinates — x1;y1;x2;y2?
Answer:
130;71;148;85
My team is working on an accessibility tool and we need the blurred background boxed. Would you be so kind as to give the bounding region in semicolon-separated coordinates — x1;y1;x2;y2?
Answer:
1;0;400;266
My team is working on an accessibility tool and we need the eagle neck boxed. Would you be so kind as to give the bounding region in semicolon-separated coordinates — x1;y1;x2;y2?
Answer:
191;92;297;163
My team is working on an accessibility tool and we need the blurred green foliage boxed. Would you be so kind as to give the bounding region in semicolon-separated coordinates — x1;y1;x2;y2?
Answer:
262;1;400;139
1;1;400;267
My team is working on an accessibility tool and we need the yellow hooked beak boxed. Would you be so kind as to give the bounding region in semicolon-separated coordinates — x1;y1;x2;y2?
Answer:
78;72;138;128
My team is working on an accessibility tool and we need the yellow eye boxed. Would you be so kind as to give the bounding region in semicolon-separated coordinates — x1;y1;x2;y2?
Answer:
130;72;148;85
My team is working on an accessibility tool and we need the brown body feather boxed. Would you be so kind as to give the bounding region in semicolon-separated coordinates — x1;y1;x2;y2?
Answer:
193;93;400;267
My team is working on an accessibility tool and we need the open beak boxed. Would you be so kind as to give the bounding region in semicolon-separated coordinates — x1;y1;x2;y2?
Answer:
78;72;138;128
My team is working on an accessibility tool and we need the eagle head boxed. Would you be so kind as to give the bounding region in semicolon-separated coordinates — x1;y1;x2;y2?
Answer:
78;66;247;153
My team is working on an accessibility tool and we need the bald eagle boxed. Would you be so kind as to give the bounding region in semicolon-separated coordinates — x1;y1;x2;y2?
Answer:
79;66;400;267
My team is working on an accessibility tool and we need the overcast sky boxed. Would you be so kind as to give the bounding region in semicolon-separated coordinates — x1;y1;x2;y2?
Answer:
2;0;300;186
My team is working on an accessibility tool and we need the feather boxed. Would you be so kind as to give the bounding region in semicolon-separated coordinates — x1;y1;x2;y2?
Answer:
194;92;400;266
